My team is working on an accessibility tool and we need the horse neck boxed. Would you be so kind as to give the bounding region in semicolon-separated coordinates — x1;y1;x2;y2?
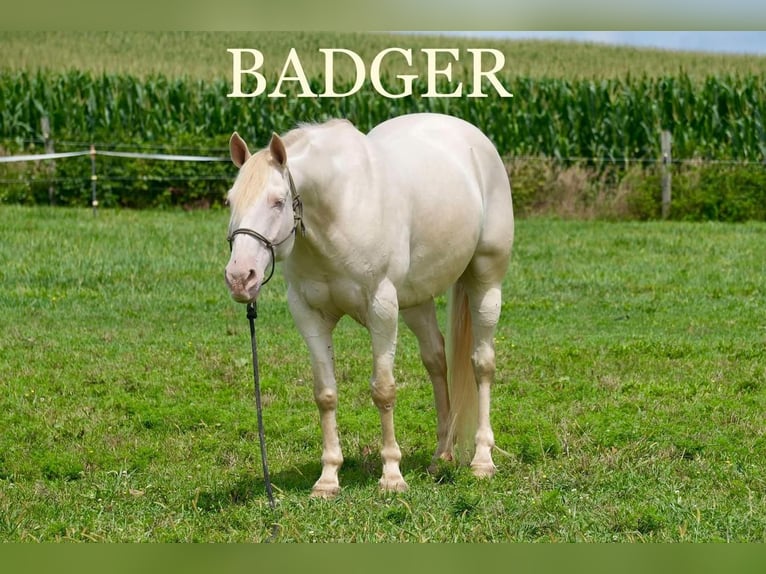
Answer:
287;125;372;216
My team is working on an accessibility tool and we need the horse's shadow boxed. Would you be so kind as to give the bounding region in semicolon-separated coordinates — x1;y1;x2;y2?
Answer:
194;449;435;511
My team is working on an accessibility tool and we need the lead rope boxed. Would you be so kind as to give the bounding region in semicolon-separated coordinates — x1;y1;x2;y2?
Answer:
246;301;280;541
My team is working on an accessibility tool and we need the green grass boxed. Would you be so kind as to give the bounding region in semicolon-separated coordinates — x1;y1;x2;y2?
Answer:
2;31;766;81
1;206;765;541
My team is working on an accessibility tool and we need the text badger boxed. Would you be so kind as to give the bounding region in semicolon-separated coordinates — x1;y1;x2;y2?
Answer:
227;48;513;98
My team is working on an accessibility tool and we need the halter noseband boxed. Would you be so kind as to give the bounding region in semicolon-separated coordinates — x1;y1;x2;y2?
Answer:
227;167;305;286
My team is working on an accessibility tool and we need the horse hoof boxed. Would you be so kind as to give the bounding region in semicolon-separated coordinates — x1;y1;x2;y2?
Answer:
471;462;496;479
311;481;341;499
379;477;409;493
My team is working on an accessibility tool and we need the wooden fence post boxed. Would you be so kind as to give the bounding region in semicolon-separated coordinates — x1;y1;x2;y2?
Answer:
661;130;672;219
41;116;55;205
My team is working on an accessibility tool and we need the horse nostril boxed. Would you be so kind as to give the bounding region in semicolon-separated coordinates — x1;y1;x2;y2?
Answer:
224;267;258;289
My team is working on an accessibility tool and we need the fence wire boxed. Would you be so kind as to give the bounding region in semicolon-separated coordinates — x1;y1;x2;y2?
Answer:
0;144;762;190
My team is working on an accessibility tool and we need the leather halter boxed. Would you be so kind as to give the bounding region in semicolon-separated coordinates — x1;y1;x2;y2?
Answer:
227;167;305;286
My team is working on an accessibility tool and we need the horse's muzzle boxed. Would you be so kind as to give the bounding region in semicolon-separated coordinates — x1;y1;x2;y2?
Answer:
224;267;261;303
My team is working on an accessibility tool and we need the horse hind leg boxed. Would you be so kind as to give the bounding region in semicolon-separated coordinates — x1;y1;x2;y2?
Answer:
471;288;500;477
465;280;502;477
400;300;452;471
459;177;513;477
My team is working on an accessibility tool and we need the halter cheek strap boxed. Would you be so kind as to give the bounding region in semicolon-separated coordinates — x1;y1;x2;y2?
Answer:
227;166;305;286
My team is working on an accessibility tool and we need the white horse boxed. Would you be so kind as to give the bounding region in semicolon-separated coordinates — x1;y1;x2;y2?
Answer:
224;113;514;498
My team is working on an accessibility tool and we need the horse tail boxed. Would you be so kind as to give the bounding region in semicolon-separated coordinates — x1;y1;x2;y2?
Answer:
446;281;477;464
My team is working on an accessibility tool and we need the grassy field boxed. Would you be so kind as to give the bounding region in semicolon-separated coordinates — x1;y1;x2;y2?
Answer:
1;206;764;542
2;31;766;81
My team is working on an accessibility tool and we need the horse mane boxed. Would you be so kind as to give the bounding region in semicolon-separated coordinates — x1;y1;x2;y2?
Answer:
282;118;355;146
227;149;270;223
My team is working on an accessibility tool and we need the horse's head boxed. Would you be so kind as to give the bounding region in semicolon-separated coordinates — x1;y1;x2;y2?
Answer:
224;131;301;303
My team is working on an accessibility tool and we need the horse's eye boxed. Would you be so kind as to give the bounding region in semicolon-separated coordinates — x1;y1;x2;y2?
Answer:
272;198;286;209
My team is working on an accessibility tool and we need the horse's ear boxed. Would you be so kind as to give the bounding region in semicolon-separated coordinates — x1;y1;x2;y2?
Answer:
269;133;287;167
229;132;250;168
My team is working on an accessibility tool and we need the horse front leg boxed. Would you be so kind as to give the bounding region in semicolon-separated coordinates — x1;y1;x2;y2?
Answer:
287;288;343;498
368;280;408;493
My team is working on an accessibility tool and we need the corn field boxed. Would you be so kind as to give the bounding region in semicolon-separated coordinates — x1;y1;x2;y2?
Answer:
2;70;765;160
1;70;765;211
